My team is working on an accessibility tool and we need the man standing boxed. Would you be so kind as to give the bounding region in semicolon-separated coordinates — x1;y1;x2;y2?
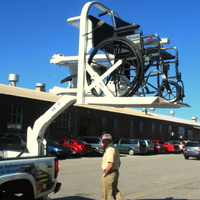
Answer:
101;133;123;200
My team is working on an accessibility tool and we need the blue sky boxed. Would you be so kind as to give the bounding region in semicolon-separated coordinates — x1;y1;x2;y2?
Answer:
0;0;200;120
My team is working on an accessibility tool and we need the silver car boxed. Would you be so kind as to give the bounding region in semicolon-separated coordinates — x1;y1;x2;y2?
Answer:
113;138;147;155
183;141;200;160
144;139;154;154
0;133;27;151
79;136;104;155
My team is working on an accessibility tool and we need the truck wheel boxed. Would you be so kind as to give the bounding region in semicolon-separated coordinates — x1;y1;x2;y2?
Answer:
128;149;135;155
20;183;34;200
1;180;34;200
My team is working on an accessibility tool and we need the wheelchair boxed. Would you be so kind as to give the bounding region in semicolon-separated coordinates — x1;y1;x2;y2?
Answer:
86;10;184;103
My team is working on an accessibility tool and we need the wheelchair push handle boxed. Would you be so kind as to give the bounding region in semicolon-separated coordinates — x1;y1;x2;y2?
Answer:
98;10;140;33
98;10;109;17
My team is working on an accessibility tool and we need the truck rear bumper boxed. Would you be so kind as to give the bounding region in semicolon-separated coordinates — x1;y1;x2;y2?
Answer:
54;182;62;194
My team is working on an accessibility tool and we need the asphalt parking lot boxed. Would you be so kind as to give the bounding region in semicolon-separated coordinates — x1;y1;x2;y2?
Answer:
50;153;200;200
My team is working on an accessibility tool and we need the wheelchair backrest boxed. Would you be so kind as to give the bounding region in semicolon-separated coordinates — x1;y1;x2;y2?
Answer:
88;15;113;47
89;14;142;51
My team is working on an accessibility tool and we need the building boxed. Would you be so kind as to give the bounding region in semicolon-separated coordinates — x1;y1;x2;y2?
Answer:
1;82;200;142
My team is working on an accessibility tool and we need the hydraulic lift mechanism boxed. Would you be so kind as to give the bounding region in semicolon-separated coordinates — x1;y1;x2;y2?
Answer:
27;1;189;156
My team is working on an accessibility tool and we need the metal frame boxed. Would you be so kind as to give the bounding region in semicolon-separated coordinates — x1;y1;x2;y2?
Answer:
50;1;188;108
25;1;189;157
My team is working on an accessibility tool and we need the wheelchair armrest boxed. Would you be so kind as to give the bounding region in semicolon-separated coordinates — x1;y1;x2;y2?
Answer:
143;39;160;46
114;16;140;35
114;24;140;33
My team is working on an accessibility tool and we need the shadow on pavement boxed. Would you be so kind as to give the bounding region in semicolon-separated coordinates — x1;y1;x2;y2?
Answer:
52;197;189;200
134;198;188;200
51;196;95;200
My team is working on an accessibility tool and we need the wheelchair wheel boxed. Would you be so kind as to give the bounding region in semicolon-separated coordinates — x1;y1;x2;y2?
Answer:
158;81;181;103
87;37;144;97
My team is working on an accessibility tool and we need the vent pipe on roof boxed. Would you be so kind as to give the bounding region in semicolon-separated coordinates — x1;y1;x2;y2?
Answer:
35;83;46;92
170;110;175;117
142;108;147;114
9;74;19;86
150;108;155;113
191;117;197;122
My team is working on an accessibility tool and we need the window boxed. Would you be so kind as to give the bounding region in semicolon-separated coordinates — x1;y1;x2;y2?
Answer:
152;123;155;133
7;104;23;129
178;126;185;139
188;130;193;140
114;118;119;136
121;139;129;144
159;124;162;134
58;140;64;145
130;120;134;137
168;125;172;137
82;137;100;144
65;140;73;145
102;117;107;133
60;111;71;133
130;139;137;144
139;121;144;132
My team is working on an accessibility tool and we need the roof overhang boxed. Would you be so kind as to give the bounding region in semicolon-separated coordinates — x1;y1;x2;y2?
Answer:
0;84;61;102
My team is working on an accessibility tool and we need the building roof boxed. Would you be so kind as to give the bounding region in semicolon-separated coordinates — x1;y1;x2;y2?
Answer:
75;104;160;120
75;104;200;128
149;112;200;127
1;83;199;128
0;84;61;102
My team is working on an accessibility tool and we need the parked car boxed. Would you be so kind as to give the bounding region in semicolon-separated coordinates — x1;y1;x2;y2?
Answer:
151;141;165;153
152;140;179;153
79;136;104;155
0;132;27;151
57;139;92;156
182;140;189;146
168;140;184;152
47;140;72;158
113;138;147;155
183;141;200;160
144;139;154;154
164;142;180;152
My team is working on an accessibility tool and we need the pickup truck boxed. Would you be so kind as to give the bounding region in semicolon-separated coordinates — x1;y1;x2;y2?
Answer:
0;155;61;200
151;140;180;152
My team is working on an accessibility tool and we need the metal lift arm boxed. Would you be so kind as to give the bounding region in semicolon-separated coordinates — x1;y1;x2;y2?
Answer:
27;95;76;156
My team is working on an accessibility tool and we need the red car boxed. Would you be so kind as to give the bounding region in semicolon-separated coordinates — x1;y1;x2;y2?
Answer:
152;141;164;153
152;140;179;152
57;139;92;156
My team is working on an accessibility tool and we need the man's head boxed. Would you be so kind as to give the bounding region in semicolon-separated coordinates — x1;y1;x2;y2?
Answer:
102;133;112;148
